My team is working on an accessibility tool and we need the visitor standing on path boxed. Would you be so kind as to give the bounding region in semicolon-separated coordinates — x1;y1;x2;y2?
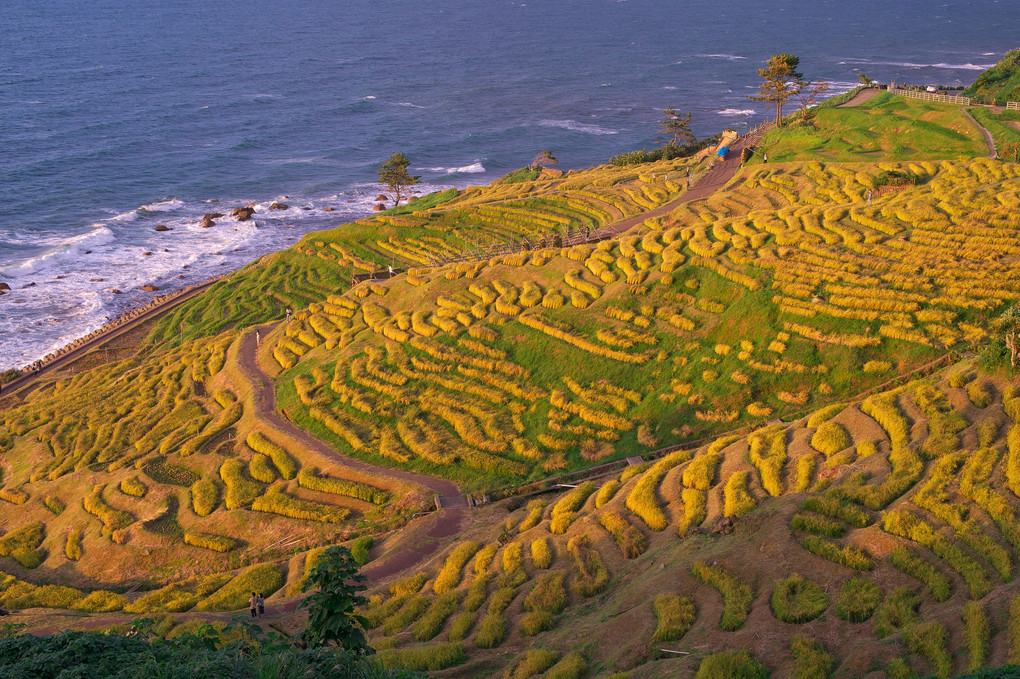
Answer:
249;592;258;618
257;592;265;617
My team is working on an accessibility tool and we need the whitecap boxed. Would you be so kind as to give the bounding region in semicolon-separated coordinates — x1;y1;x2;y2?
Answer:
0;226;116;278
537;119;618;135
842;58;993;70
664;86;677;90
396;101;427;108
423;162;486;174
362;95;376;100
718;108;755;116
139;198;184;212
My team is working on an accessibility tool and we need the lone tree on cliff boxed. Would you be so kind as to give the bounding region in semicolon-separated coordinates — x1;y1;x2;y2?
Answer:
794;78;830;123
660;106;695;148
531;150;558;170
377;152;420;206
748;54;803;126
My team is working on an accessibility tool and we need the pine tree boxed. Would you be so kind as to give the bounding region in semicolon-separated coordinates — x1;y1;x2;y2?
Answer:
377;152;421;207
660;106;695;148
747;54;803;126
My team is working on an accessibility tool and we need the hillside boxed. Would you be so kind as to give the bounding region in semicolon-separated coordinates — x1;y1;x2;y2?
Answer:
963;49;1020;105
2;87;1020;677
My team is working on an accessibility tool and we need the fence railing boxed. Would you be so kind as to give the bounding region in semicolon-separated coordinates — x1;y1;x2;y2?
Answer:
1008;101;1020;111
890;88;971;105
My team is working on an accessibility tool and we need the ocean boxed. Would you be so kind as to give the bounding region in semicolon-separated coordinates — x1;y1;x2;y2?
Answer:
1;0;1016;370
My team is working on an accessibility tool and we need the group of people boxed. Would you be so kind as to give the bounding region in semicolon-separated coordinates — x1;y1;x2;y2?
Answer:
248;592;266;618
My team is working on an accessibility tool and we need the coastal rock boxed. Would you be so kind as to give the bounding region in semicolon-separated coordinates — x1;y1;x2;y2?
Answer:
199;214;217;228
322;206;334;211
154;224;170;232
111;289;122;294
140;284;159;292
232;206;256;221
142;252;152;256
372;204;385;211
23;282;36;288
0;283;9;291
269;202;289;210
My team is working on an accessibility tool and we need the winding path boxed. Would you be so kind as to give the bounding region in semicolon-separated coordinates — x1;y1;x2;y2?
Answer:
959;107;998;159
236;326;467;582
838;87;882;108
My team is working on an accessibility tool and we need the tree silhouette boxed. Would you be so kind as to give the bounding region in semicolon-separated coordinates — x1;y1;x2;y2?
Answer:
531;150;558;170
660;106;695;148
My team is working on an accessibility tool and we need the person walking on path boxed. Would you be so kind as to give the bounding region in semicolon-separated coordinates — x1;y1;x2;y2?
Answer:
257;592;265;617
249;592;258;619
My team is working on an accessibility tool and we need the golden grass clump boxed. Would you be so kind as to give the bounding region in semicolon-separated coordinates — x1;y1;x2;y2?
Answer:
521;570;567;635
413;591;464;641
723;472;755;518
518;499;546;533
196;563;283;612
599;510;648;558
790;635;834;679
904;622;952;679
434;541;481;594
626;449;692;530
550;481;596;534
83;484;134;535
882;509;989;598
498;542;527;588
43;496;65;515
251;485;351;523
184;531;238;553
70;590;127;613
119;476;147;498
889;547;951;602
963;601;990;672
297;467;388;504
594;480;621;508
246;431;297;480
651;593;696;642
219;459;263;510
376;642;465;672
190;477;219;517
1009;595;1020;663
248;453;277;483
65;528;83;561
531;537;553;569
694;650;768;679
811;421;852;456
503;649;558;678
543;652;587;679
801;536;874;571
690;562;753;631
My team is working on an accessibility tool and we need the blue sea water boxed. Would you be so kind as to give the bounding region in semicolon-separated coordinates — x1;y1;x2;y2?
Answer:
1;0;1017;369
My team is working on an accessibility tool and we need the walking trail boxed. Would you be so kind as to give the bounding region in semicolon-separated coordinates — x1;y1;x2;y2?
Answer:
839;87;882;108
959;107;998;159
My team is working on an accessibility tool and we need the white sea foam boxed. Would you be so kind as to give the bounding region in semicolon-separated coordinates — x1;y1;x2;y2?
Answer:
717;108;755;116
362;95;376;100
696;53;746;61
396;101;427;108
139;198;184;212
423;162;486;174
842;58;994;70
538;119;618;135
0;226;116;278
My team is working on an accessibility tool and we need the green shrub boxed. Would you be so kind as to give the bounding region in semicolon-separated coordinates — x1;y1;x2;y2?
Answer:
963;601;990;672
531;537;553;569
119;476;147;498
771;573;829;624
346;535;373;566
190;477;219;516
599;510;648;558
811;421;852;456
694;649;769;679
246;431;297;480
71;590;127;613
434;541;480;594
544;652;588;679
297;467;388;504
790;635;833;679
381;595;430;635
376;642;465;671
801;536;874;570
790;512;846;538
874;586;920;638
183;531;237;553
651;593;696;642
691;562;753;631
196;564;283;611
473;613;506;648
887;657;914;679
904;621;952;678
835;576;881;622
413;591;462;641
503;649;557;679
567;534;610;597
889;547;951;602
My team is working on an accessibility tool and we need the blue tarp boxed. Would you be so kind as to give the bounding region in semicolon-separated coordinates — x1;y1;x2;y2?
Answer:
716;146;730;157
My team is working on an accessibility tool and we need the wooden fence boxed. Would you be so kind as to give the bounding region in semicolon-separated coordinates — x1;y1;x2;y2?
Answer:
890;88;971;105
1008;101;1020;111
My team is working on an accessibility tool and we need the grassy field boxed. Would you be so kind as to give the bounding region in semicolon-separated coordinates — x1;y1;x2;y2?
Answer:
758;93;988;163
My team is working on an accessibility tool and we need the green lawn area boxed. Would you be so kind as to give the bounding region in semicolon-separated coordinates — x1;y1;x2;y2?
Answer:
968;107;1020;159
758;92;987;163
